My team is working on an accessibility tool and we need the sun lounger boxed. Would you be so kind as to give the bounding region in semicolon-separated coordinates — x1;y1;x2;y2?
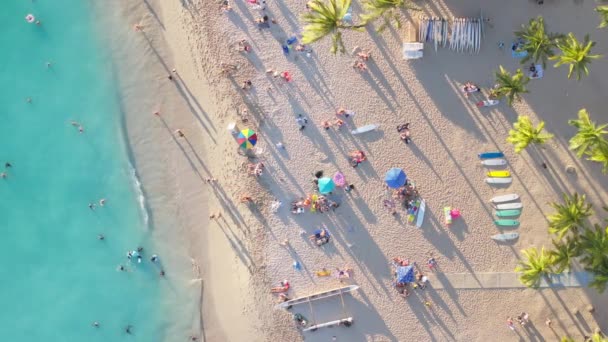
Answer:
403;42;424;60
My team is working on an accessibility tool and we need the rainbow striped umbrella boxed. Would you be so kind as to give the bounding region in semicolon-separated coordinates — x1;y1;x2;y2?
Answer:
237;128;257;149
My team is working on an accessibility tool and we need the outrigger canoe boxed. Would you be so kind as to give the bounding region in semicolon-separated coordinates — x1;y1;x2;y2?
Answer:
275;285;359;309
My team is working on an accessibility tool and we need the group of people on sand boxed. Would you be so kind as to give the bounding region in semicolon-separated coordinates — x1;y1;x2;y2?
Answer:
246;162;265;177
321;107;355;131
291;194;339;214
506;312;530;331
392;257;435;299
352;49;371;71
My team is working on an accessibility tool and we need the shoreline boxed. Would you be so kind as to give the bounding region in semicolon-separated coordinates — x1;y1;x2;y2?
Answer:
94;0;285;340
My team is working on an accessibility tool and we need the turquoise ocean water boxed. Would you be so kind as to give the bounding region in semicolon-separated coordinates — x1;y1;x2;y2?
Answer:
0;2;166;341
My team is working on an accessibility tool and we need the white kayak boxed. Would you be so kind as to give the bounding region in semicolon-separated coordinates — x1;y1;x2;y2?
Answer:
481;159;507;166
491;232;519;241
490;194;519;203
415;199;426;228
486;177;512;184
494;202;523;210
351;124;379;135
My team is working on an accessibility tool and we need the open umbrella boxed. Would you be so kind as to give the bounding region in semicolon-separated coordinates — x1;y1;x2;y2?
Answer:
318;177;335;194
237;128;257;149
385;168;407;188
396;265;414;283
333;172;346;187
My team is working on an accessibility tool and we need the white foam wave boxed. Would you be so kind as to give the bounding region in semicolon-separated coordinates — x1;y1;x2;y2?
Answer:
128;162;149;227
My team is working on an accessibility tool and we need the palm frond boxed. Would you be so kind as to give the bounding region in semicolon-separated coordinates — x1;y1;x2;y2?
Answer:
491;66;530;106
301;0;361;54
551;33;602;80
595;6;608;29
515;16;563;68
568;109;608;158
506;116;553;153
547;193;592;239
515;247;555;288
360;0;418;32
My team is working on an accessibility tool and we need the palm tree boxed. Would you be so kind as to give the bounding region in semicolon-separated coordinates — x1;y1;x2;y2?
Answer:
360;0;418;32
514;16;563;68
506;116;554;153
568;109;608;158
579;224;608;271
589;332;608;342
547;193;593;239
515;247;555;288
587;143;608;174
596;6;608;29
551;33;602;80
550;237;580;273
490;66;530;106
301;0;364;54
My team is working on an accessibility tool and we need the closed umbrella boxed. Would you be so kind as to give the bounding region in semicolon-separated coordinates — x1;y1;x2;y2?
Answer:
318;177;335;194
385;168;407;188
237;129;257;149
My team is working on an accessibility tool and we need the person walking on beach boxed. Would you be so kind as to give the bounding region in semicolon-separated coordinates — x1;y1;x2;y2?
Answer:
175;129;185;138
506;317;515;331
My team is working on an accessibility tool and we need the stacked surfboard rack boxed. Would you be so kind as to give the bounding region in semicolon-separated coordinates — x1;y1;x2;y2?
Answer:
418;14;486;54
478;151;522;241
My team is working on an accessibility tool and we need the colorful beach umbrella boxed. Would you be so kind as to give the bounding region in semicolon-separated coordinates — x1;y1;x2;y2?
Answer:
396;265;414;283
385;168;407;188
318;177;335;194
333;172;346;187
237;128;257;149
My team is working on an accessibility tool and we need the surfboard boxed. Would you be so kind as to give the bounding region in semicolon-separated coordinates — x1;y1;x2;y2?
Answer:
351;124;379;135
491;232;519;241
487;170;511;178
407;199;421;224
490;194;519;203
275;285;359;309
494;219;519;226
495;209;521;217
444;206;452;225
481;159;507;166
478;152;504;159
486;177;512;184
494;202;523;210
415;200;426;228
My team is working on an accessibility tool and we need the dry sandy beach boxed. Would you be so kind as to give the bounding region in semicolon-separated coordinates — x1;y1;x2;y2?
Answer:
119;0;608;341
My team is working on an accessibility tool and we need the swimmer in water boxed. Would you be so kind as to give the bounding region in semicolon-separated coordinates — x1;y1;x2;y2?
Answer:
99;198;106;206
98;234;105;240
88;203;95;210
1;172;7;179
118;265;126;271
78;126;84;133
5;162;11;168
46;62;52;68
92;321;100;328
70;121;80;127
125;325;133;334
151;254;158;263
26;97;32;103
160;270;165;277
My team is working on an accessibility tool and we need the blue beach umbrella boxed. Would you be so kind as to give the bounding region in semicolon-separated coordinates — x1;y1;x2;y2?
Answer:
396;265;415;283
385;168;407;188
318;177;336;194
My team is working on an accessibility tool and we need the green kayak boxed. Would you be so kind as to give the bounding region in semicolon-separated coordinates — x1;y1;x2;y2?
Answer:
494;219;519;227
495;209;522;217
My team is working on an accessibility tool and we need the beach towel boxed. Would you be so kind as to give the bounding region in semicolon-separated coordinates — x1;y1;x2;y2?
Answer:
511;39;528;59
529;64;543;79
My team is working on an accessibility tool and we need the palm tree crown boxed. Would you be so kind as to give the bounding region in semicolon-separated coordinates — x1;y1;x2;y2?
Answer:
515;247;555;288
490;66;530;106
301;0;363;54
550;237;580;273
506;116;553;153
587;143;608;174
514;16;563;68
360;0;418;32
551;33;602;80
595;6;608;29
547;193;593;239
578;224;608;293
568;109;608;158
